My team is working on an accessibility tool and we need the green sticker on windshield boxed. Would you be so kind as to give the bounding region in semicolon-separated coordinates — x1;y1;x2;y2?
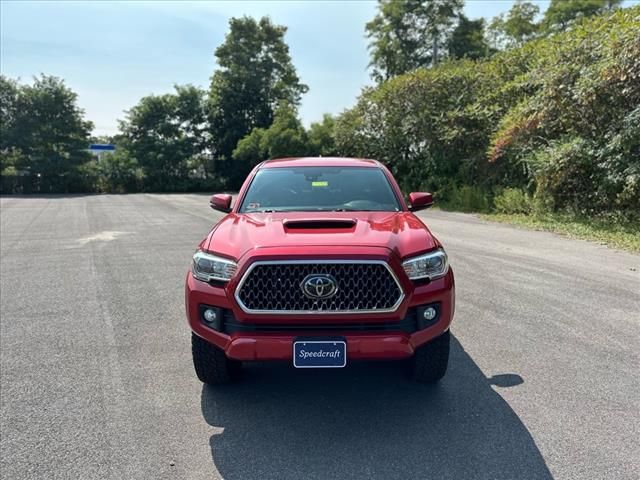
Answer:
312;181;328;187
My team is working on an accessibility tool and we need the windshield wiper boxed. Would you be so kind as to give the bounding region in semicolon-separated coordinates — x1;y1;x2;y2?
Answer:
332;208;378;212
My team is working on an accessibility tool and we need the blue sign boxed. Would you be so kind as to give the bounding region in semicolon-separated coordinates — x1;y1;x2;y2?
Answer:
89;144;115;151
293;339;347;368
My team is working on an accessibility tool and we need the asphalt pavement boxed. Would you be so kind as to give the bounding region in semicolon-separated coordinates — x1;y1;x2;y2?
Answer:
1;194;638;480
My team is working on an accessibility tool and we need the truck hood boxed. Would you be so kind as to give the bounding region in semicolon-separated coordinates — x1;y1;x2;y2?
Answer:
205;211;439;261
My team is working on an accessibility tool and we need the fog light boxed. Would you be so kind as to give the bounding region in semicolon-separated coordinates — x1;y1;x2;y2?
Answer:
203;309;218;323
423;307;437;321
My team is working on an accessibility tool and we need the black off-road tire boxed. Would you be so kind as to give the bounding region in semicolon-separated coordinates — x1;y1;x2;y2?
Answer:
410;330;450;384
192;333;241;385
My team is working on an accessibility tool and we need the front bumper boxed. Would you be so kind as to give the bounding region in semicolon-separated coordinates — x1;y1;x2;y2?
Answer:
185;267;455;362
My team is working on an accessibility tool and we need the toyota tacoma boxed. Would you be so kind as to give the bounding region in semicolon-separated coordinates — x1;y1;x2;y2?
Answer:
185;158;455;384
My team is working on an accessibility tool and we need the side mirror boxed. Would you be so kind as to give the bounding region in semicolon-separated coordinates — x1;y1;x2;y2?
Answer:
210;194;232;213
408;192;434;212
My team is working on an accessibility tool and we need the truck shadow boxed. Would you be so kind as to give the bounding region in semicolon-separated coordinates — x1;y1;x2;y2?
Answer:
201;336;552;479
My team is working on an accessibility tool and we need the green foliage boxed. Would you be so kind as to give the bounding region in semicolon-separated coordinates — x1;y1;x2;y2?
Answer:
209;16;307;187
448;15;491;60
0;74;93;180
335;58;522;193
488;1;540;48
491;7;640;216
439;185;491;212
602;106;640;212
542;0;621;32
340;6;640;218
82;150;144;193
118;84;210;191
365;0;464;81
494;187;532;214
0;76;20;155
233;102;310;168
232;128;265;167
259;103;310;159
0;148;21;176
308;114;338;157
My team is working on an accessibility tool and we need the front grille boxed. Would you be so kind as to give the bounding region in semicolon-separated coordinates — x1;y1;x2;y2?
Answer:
235;261;404;314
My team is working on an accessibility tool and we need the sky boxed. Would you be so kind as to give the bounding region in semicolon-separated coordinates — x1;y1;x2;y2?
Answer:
1;0;632;136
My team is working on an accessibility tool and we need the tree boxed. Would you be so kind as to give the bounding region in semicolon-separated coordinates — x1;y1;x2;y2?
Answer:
232;102;309;167
231;128;265;167
365;0;464;82
0;75;93;184
259;103;309;160
542;0;622;32
119;84;209;191
0;76;19;151
82;148;143;193
209;16;308;187
338;6;640;216
448;15;491;60
488;1;540;49
308;114;338;157
0;76;21;175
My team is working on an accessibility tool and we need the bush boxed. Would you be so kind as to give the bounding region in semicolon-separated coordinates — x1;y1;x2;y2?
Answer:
489;7;640;217
82;150;144;193
336;7;640;219
440;185;491;212
494;188;532;214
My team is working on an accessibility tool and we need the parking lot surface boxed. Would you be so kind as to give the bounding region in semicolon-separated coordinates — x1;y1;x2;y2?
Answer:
1;194;639;479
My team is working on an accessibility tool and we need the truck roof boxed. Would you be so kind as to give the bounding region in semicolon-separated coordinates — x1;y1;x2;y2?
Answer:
260;157;381;169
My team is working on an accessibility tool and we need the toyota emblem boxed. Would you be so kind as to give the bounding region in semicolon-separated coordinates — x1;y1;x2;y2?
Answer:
301;274;338;299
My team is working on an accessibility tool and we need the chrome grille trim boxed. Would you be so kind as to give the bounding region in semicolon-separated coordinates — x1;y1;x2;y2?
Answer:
234;260;405;314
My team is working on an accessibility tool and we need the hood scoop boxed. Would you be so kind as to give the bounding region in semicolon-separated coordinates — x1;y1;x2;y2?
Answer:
283;218;357;230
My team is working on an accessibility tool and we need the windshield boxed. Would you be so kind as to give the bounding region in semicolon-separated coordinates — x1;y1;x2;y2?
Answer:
239;166;401;213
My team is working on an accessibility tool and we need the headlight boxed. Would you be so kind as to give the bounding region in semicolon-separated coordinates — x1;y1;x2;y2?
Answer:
402;249;449;281
192;251;237;282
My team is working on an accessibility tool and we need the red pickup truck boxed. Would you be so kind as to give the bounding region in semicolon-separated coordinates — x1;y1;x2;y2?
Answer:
185;158;455;384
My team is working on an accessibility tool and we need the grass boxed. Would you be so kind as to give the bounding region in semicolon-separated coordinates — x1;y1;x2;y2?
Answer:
481;212;640;253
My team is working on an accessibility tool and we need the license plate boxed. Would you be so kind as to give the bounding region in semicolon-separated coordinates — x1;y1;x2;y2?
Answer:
293;339;347;368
